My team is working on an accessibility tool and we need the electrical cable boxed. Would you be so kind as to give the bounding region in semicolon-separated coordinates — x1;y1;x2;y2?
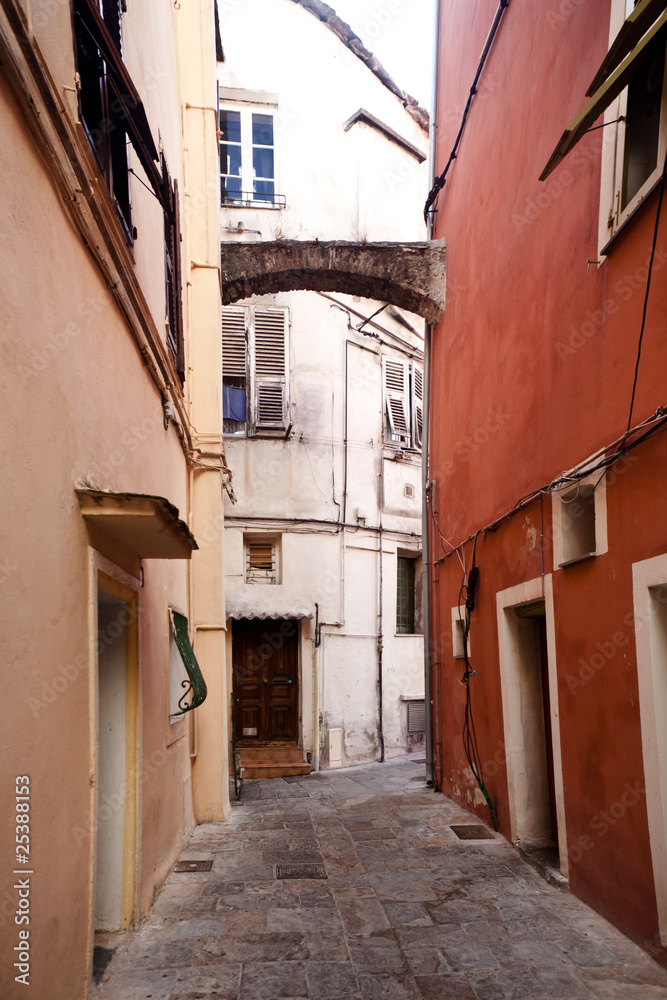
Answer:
626;146;667;432
428;486;466;571
456;542;499;831
434;406;667;564
423;0;510;223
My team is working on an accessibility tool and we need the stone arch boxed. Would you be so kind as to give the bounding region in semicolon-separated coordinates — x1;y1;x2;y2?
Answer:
220;240;447;326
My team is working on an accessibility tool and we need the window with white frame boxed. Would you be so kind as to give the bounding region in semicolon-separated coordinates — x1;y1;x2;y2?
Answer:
602;1;667;240
551;472;608;568
383;357;423;449
219;107;279;206
222;305;289;435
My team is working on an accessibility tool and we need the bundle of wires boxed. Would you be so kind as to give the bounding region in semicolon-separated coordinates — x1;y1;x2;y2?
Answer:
458;546;499;831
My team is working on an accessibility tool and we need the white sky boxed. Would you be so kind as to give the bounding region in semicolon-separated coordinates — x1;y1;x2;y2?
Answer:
329;0;435;109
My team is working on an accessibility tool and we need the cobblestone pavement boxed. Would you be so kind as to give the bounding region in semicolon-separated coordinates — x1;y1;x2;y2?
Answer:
91;757;667;1000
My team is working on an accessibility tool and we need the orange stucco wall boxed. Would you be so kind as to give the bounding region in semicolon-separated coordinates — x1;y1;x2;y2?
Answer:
431;0;667;960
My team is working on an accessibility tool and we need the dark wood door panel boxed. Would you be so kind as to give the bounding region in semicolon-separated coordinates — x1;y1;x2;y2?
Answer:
232;619;298;744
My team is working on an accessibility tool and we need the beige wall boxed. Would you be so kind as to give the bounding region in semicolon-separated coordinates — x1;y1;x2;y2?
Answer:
0;1;224;996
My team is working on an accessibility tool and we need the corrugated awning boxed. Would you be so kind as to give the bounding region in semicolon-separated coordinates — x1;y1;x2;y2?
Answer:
226;609;313;621
540;7;667;180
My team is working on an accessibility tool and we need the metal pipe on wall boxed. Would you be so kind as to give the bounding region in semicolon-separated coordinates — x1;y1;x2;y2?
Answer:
423;0;441;787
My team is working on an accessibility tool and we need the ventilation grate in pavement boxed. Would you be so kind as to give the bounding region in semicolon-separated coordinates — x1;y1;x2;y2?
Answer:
174;859;213;872
450;824;496;840
273;787;311;799
276;863;327;879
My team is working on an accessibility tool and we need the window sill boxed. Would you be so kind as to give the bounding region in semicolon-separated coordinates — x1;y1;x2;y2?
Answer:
601;174;662;256
558;551;597;568
167;716;186;747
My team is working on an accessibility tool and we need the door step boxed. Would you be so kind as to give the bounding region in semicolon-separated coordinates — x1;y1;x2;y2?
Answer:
237;746;311;779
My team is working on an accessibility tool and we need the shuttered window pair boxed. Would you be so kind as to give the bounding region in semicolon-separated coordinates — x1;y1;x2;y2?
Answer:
383;357;423;450
222;307;289;435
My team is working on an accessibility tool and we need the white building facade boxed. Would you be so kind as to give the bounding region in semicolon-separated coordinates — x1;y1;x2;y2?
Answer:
218;0;429;773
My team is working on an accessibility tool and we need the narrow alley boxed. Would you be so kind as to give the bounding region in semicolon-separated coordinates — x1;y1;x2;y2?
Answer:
91;758;667;1000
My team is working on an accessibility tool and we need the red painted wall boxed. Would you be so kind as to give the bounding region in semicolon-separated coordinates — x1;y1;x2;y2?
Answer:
431;0;667;959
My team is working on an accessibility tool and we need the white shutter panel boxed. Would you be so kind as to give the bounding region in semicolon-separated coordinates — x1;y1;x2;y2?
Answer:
383;357;410;443
253;309;288;428
222;307;247;379
412;363;423;449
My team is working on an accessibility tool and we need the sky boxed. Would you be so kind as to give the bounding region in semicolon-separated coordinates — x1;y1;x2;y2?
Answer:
329;0;435;109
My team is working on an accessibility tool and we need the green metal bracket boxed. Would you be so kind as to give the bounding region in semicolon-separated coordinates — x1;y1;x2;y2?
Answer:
169;610;207;715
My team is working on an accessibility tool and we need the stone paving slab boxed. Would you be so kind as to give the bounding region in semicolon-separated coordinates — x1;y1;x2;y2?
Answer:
90;757;667;1000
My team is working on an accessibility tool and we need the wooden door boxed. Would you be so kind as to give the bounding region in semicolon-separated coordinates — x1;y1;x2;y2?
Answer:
232;619;298;744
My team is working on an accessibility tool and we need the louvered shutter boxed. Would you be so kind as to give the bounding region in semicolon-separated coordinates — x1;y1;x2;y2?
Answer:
253;309;288;429
383;357;410;443
222;307;247;379
412;363;423;449
245;540;277;583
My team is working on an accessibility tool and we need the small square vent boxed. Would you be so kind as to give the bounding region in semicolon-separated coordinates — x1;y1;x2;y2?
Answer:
404;483;415;498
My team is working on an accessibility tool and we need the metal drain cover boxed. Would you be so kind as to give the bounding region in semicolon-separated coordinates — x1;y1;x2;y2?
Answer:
450;825;495;840
276;863;327;880
273;788;310;799
174;859;213;872
411;775;427;782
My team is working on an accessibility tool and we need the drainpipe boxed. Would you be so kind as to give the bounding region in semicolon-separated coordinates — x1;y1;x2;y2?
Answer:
313;603;320;772
422;325;433;785
378;467;385;763
423;0;441;787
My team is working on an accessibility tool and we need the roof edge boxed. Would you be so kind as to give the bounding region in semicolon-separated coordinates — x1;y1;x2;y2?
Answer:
291;0;430;134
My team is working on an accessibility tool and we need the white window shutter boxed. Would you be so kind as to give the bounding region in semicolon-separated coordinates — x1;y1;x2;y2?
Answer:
222;307;247;379
383;357;410;443
412;363;423;449
253;309;288;428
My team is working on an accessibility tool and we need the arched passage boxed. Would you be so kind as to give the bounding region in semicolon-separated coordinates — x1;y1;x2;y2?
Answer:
220;239;447;325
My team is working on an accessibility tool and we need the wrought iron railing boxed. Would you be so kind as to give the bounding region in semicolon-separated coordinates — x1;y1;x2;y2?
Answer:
221;189;286;208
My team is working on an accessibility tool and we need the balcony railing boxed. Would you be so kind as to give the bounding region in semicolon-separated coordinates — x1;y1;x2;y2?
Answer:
221;189;286;209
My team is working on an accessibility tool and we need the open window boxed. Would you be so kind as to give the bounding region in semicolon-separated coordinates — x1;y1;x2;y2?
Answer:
162;156;185;382
604;0;667;239
383;357;423;450
541;0;667;244
222;306;289;435
396;552;423;634
73;0;169;243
